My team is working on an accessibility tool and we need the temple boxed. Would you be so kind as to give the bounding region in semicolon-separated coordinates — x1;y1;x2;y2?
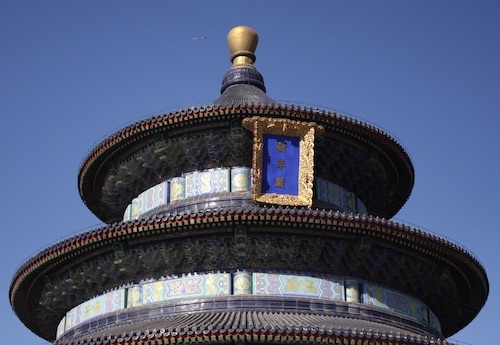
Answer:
10;26;488;345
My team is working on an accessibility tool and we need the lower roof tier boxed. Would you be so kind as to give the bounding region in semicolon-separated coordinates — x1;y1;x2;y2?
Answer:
10;205;488;341
78;104;414;223
54;296;447;345
55;271;443;341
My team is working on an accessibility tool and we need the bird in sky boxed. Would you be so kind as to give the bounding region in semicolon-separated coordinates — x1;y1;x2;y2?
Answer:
192;36;207;40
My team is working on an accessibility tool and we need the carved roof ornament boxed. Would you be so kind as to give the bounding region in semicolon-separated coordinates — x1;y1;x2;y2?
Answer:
214;25;271;105
227;26;258;69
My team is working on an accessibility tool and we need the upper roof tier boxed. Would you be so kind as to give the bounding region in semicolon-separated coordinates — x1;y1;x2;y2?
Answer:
78;26;414;223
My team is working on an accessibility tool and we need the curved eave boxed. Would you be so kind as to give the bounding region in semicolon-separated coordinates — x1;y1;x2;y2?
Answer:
54;299;448;345
11;207;487;340
78;103;414;223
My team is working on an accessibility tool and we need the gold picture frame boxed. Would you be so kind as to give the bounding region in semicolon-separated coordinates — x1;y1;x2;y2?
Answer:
242;116;324;208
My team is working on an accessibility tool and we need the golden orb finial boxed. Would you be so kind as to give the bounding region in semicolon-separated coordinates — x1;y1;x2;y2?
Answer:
227;26;258;69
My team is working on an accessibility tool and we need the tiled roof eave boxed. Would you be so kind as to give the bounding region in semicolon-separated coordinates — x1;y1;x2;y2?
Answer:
57;329;448;345
54;309;449;345
77;104;413;201
11;206;487;306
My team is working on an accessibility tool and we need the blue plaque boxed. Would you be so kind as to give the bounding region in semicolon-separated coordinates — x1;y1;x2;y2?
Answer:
262;134;300;195
242;116;324;208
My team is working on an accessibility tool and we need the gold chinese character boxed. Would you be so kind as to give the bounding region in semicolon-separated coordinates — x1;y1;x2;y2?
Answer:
276;159;286;170
275;177;285;189
276;141;287;152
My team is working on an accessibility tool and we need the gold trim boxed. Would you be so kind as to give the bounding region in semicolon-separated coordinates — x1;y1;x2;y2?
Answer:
227;26;258;69
242;116;324;208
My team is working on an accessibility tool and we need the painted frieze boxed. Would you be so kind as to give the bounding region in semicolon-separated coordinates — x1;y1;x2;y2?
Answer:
363;282;428;324
185;168;230;197
169;177;186;203
138;181;169;215
252;273;344;300
64;289;126;331
230;167;252;193
142;273;231;305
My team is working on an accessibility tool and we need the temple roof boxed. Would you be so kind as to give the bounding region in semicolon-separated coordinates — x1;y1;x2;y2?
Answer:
213;83;274;107
11;205;488;340
213;26;274;107
76;25;414;223
10;25;489;345
54;296;447;345
77;104;414;222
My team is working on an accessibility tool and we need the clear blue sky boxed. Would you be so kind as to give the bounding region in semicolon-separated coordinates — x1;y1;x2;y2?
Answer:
1;1;498;344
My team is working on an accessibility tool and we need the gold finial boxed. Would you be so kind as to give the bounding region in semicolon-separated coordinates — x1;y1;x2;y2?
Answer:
227;26;258;69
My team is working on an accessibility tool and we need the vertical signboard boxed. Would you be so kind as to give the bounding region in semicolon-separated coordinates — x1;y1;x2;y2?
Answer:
243;116;324;208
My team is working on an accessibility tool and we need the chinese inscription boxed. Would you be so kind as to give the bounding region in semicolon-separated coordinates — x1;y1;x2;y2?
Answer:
262;134;299;195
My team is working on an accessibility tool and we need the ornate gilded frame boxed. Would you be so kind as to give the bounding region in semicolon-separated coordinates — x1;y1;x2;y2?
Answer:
242;116;324;208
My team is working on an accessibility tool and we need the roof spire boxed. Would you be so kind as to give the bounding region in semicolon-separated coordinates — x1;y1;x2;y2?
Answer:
227;26;258;69
213;26;273;106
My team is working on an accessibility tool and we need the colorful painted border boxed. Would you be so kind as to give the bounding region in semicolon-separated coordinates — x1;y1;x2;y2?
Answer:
56;271;440;339
122;168;368;222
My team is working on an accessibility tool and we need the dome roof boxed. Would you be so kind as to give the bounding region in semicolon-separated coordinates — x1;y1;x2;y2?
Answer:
213;70;274;107
213;26;274;107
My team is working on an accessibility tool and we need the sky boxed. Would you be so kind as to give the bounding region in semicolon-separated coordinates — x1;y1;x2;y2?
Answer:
1;1;498;344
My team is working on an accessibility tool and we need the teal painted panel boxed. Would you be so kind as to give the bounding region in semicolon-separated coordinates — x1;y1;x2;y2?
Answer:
142;273;231;304
231;167;252;192
252;273;344;300
169;177;186;202
363;283;428;324
185;168;230;197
